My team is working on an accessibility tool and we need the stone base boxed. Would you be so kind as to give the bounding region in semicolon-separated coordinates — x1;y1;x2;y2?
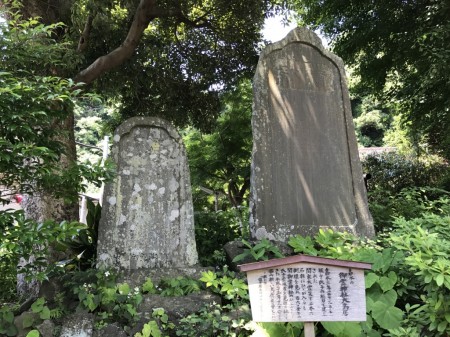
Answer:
116;266;212;287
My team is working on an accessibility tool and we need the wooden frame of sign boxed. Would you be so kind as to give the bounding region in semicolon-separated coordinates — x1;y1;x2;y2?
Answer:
239;255;371;337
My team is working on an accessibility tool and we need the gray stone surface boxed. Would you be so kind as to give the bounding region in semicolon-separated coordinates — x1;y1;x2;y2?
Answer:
250;27;374;241
36;319;55;337
93;323;127;337
117;266;211;288
13;311;38;337
97;117;198;271
59;311;94;337
138;291;221;324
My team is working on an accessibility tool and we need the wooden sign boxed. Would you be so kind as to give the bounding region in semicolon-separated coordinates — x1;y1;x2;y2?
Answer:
239;255;371;323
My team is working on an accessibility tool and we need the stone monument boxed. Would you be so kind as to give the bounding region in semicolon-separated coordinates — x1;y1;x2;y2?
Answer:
97;117;198;275
250;27;375;241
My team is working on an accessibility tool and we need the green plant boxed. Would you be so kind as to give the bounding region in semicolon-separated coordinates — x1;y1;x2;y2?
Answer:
362;152;448;195
194;208;246;267
386;214;450;335
289;230;405;336
369;187;450;231
26;330;40;337
232;239;284;263
0;305;17;336
0;211;86;283
65;198;102;270
134;308;174;337
69;270;142;328
159;277;202;297
200;268;249;303
175;303;252;337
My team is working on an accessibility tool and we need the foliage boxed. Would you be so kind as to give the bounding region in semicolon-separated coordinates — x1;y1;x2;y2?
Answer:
175;303;253;337
362;152;448;195
65;198;102;269
387;214;450;335
232;239;284;263
200;267;249;303
185;79;253;210
134;308;175;337
0;210;21;301
369;187;450;231
352;95;391;147
158;277;202;297
293;0;450;159
0;9;113;204
69;270;142;327
0;305;17;336
0;210;86;286
63;0;270;131
361;151;449;231
194;207;247;267
288;217;450;337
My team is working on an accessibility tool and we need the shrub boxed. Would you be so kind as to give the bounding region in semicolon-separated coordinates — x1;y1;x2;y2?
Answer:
194;207;248;266
362;152;448;195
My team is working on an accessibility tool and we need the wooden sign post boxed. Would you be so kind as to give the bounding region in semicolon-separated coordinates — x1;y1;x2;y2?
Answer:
239;255;371;337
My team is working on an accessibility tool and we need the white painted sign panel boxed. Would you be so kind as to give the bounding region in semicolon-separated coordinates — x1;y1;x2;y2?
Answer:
240;255;371;322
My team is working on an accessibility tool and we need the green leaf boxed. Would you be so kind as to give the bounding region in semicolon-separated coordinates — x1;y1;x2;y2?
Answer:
142;278;156;294
232;252;249;262
365;273;379;288
26;330;40;337
148;321;161;337
321;321;343;335
22;314;35;328
39;306;51;320
437;320;448;332
256;322;290;336
31;297;45;313
379;271;397;292
369;288;397;307
322;322;361;337
435;274;444;286
371;301;403;329
118;283;130;295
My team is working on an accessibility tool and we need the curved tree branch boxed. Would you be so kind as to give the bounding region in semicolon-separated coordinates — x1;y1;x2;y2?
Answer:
73;0;216;86
77;13;95;53
74;0;158;85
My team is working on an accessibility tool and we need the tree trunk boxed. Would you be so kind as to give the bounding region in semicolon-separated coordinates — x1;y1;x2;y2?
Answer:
18;112;79;297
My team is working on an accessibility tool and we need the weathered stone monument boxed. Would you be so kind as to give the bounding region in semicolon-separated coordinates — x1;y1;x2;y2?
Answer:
97;117;199;275
250;27;375;241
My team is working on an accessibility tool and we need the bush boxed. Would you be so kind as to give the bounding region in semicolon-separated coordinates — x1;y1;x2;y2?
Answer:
362;152;449;232
362;152;448;195
369;187;450;231
194;207;248;266
288;214;450;337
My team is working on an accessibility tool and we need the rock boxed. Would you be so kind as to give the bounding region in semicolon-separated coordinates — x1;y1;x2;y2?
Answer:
97;117;198;272
13;311;39;337
38;278;64;303
117;266;211;288
59;311;94;337
36;319;55;337
93;323;127;337
138;291;221;325
250;27;375;240
224;240;295;272
223;241;255;271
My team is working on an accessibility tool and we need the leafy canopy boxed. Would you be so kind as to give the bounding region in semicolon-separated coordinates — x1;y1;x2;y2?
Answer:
293;0;450;159
0;10;111;202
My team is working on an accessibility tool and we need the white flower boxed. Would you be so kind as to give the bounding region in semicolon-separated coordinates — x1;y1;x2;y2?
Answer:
105;271;110;277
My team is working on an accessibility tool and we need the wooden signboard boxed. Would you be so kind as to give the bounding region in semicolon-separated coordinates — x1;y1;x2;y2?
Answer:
239;255;371;324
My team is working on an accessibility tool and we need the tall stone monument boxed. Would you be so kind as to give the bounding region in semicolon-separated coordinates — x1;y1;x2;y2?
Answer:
97;117;198;274
250;27;374;241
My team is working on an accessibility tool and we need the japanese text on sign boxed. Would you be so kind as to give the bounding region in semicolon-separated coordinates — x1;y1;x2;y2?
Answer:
246;262;366;322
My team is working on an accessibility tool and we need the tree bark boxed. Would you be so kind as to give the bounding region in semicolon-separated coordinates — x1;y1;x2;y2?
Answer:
75;0;157;85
